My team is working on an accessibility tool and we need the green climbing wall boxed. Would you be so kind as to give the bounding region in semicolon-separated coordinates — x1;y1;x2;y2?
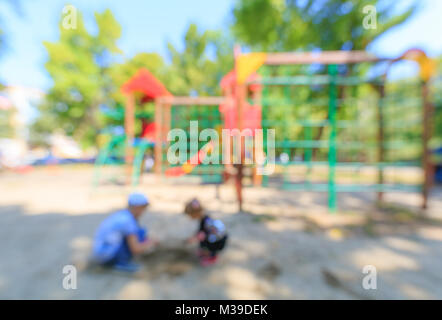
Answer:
256;63;425;211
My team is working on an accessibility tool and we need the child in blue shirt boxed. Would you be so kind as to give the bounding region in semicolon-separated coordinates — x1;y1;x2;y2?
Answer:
92;192;156;272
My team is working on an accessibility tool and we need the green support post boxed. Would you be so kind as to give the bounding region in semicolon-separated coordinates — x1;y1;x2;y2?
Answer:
328;65;338;212
282;67;290;188
262;66;270;187
131;141;152;186
92;135;126;188
304;68;314;186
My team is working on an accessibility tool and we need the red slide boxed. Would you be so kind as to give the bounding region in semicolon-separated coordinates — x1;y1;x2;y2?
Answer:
165;142;214;177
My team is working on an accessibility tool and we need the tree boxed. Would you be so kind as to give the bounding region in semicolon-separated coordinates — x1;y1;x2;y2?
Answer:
34;9;122;148
165;23;234;96
0;108;15;138
232;0;418;51
431;57;442;145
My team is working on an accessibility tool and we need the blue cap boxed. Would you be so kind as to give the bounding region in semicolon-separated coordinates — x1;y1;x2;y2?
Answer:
128;192;149;206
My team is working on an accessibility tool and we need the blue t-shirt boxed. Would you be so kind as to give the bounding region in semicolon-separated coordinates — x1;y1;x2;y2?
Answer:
92;209;140;263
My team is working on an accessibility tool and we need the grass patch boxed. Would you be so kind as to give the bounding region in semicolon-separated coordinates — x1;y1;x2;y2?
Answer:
376;202;420;222
252;214;277;223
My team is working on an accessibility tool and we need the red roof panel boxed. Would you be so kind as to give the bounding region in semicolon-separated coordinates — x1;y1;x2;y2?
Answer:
121;68;172;102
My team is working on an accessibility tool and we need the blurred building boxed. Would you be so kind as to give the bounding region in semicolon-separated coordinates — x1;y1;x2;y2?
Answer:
0;86;43;168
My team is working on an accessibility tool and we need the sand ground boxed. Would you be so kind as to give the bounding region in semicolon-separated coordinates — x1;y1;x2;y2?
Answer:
0;165;441;299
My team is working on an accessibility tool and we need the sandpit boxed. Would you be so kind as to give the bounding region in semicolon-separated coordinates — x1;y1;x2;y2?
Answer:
0;166;442;299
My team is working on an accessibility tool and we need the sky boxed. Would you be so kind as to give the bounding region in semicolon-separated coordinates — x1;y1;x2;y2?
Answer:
0;0;441;92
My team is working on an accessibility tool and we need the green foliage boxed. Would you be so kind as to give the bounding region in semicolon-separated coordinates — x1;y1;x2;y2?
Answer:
232;0;417;50
165;24;233;96
33;9;122;148
33;15;235;147
0;108;14;138
433;58;442;146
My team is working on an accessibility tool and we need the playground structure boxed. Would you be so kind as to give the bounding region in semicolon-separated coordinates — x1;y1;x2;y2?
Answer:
219;68;264;187
93;69;168;186
232;48;436;211
94;48;436;212
153;95;226;183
